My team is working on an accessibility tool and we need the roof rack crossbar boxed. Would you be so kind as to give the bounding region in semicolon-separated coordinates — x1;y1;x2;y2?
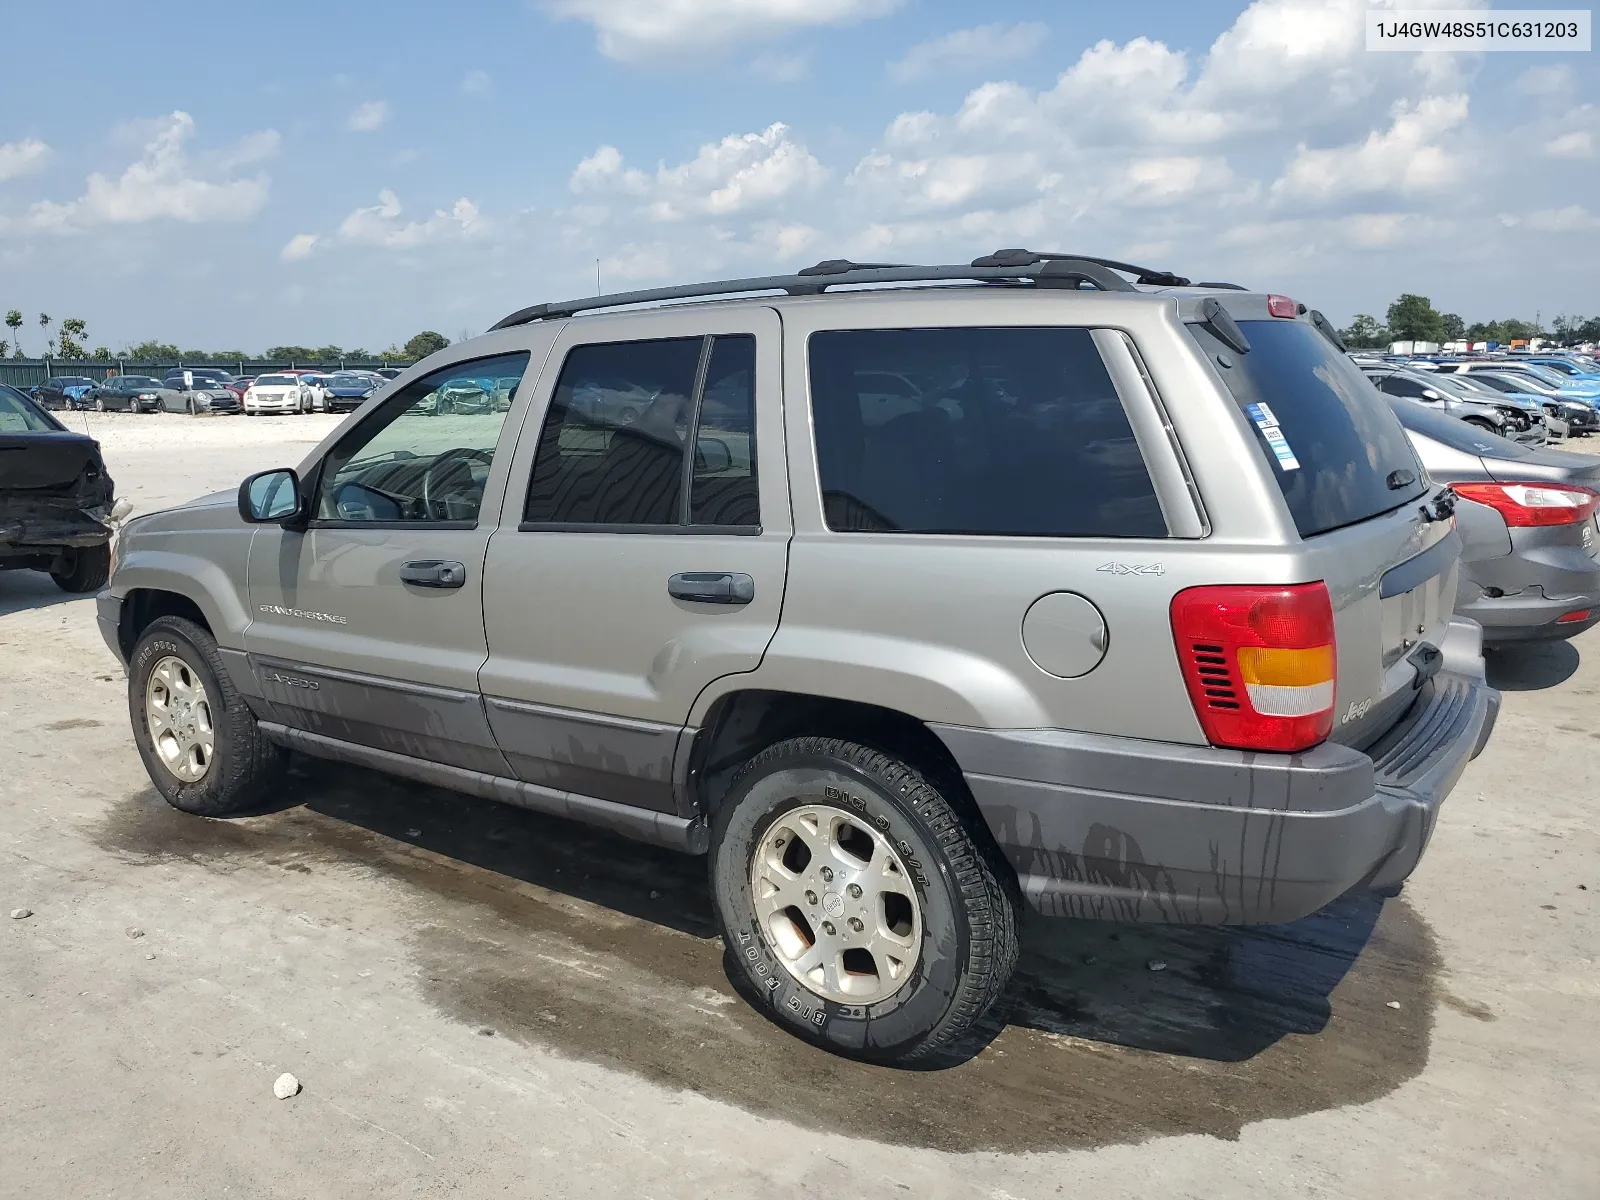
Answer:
489;259;1135;330
972;249;1192;287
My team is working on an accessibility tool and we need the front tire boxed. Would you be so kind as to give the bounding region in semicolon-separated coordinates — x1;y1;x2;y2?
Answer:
95;396;106;412
50;543;111;593
710;737;1019;1064
129;616;287;816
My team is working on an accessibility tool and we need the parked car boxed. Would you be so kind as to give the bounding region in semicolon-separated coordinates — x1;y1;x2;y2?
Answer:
322;372;383;412
100;253;1497;1063
1390;398;1600;643
226;376;255;400
0;383;118;592
374;367;403;380
1520;356;1600;384
162;370;242;415
1362;366;1516;438
1450;370;1599;435
243;374;314;415
1443;360;1600;402
435;375;498;414
35;376;99;411
87;375;177;413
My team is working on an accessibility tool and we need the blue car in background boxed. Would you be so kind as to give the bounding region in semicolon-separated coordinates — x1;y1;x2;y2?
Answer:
34;376;98;410
1522;355;1600;386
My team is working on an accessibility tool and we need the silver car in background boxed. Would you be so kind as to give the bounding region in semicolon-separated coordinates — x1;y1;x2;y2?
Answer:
1390;398;1600;643
1362;365;1529;441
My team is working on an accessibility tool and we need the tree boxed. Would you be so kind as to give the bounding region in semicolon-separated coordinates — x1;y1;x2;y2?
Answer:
1440;312;1464;341
58;317;87;359
0;340;7;358
91;346;112;360
5;310;22;356
1340;314;1390;349
122;340;180;361
1385;294;1445;343
265;345;317;361
38;313;52;357
403;330;449;360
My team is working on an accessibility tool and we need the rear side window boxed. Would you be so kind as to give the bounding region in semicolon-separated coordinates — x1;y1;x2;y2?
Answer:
1188;318;1426;538
523;335;760;529
808;327;1165;537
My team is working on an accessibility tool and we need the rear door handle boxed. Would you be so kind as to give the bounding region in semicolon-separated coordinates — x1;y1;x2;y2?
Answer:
400;559;467;588
668;572;755;605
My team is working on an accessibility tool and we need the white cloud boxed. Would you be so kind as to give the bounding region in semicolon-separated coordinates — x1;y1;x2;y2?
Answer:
460;70;491;94
1271;94;1468;203
24;112;268;232
0;138;50;181
571;123;828;220
889;22;1047;84
346;101;390;133
545;0;900;63
337;189;482;247
280;233;320;260
212;129;281;170
1545;130;1593;159
1525;206;1600;233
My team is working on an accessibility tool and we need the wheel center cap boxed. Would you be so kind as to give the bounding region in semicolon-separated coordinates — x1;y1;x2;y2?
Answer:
822;891;846;919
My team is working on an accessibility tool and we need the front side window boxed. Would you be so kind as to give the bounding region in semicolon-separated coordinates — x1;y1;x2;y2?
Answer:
523;334;759;529
315;351;529;524
808;326;1165;537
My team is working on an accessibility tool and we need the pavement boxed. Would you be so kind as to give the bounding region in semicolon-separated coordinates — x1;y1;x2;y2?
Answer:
1;412;1597;1198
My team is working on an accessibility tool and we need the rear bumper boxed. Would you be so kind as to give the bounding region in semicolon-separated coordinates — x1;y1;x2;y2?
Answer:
0;508;113;554
932;621;1499;926
1459;531;1600;643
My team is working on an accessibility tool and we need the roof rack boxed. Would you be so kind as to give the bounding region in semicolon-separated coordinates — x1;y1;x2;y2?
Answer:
489;255;1136;330
970;249;1192;287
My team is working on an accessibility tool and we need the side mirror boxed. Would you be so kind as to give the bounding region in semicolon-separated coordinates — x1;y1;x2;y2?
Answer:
239;468;303;523
1422;390;1441;401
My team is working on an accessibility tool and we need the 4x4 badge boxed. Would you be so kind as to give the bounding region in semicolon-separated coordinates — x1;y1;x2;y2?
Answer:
1096;561;1165;576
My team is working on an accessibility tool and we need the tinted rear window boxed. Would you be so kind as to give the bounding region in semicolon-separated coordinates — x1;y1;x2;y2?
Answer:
1187;318;1426;538
809;327;1165;537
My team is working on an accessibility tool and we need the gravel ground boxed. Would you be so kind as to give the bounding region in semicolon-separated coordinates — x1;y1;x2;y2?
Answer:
1;413;1596;1198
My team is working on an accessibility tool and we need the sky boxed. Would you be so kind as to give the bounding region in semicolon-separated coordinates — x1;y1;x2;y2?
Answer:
0;0;1596;354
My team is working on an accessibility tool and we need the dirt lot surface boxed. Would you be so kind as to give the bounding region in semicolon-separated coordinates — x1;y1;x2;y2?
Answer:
2;412;1597;1197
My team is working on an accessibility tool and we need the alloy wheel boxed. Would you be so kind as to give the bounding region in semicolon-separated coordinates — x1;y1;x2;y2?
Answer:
749;803;923;1005
144;655;216;783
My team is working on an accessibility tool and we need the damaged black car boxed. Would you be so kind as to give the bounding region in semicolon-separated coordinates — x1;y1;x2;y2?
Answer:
0;384;117;593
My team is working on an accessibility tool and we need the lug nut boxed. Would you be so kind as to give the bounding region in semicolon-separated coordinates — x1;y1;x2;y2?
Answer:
822;921;836;936
847;884;862;899
805;890;818;905
848;917;864;932
820;866;834;882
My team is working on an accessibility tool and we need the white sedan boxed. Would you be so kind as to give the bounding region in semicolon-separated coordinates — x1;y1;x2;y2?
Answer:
244;374;315;416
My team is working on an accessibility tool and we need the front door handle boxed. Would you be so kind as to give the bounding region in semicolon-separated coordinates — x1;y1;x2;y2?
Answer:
668;572;755;605
400;559;467;588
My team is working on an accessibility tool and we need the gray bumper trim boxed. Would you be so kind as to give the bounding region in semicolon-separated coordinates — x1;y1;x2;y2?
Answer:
930;668;1497;926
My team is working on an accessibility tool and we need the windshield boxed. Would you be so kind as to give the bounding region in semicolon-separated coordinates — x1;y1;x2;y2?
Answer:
124;377;161;388
0;385;59;432
1188;317;1426;538
255;375;295;386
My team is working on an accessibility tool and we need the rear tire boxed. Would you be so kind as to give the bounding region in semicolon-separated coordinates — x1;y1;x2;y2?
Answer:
129;616;287;816
50;543;111;593
709;736;1019;1064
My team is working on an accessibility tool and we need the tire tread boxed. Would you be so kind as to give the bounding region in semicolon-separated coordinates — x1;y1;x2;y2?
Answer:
722;735;1020;1063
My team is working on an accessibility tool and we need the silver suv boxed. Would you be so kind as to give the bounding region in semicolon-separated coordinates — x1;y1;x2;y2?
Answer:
99;253;1499;1063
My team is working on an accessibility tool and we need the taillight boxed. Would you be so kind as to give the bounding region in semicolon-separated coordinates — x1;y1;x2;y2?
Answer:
1267;294;1298;318
1451;482;1600;527
1171;583;1337;752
